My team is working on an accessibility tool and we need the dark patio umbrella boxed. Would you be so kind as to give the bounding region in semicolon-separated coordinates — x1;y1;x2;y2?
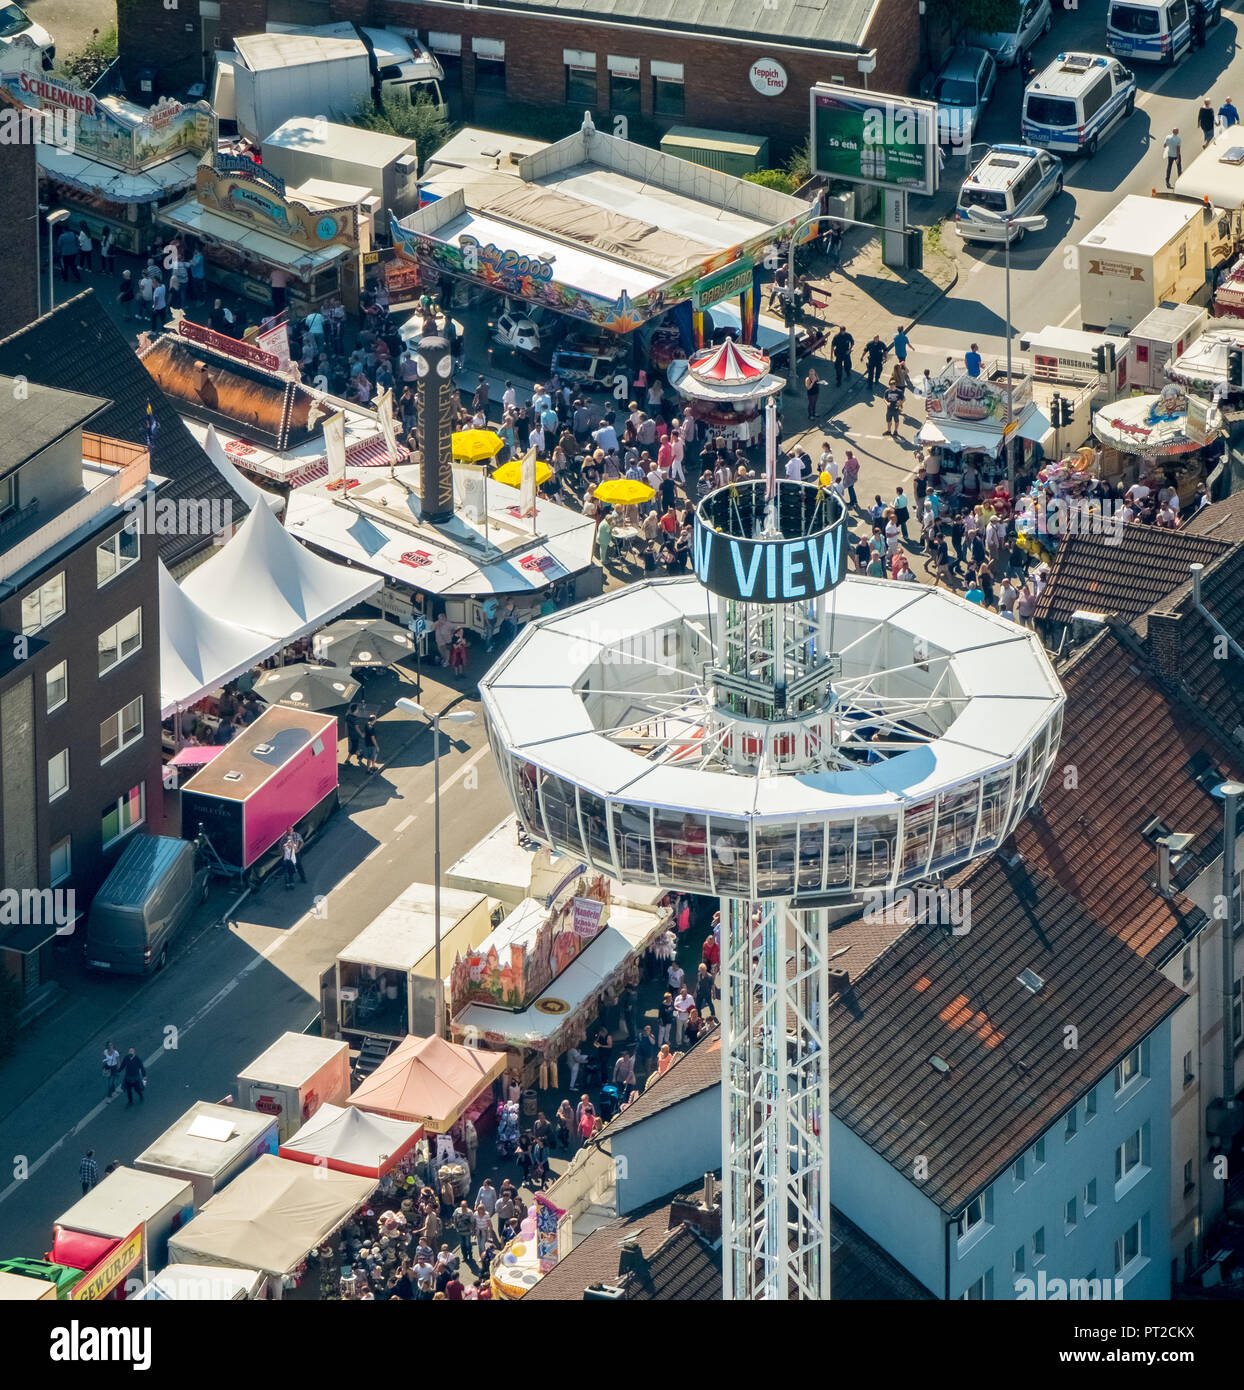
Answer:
253;662;361;711
314;618;415;668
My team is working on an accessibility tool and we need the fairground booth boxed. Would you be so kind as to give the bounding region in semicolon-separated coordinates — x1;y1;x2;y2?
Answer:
391;115;815;367
3;64;215;254
279;1103;422;1179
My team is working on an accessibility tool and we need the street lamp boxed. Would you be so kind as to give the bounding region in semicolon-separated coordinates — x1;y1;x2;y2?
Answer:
962;207;1046;496
45;208;70;316
396;698;477;1038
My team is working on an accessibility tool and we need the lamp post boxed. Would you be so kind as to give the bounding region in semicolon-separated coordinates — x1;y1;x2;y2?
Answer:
962;208;1046;496
396;698;476;1037
46;208;70;316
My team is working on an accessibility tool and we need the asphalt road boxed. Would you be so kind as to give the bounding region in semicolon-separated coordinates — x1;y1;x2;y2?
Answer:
24;0;117;62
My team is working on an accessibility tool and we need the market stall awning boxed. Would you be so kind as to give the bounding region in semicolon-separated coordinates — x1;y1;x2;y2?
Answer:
133;1263;265;1300
37;148;200;204
158;197;350;272
917;406;1050;454
279;1103;422;1177
167;1155;374;1279
180;494;381;646
452;904;668;1053
348;1034;505;1132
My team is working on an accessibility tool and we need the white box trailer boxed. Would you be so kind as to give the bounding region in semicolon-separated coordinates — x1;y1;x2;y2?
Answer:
53;1168;195;1286
236;1033;350;1143
1174;128;1244;238
231;32;373;144
1126;302;1208;391
1019;325;1130;388
1080;194;1218;332
261;117;420;221
133;1102;279;1207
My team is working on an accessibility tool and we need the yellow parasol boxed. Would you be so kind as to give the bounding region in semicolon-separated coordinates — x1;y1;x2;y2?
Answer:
491;457;553;487
593;479;655;505
451;430;505;462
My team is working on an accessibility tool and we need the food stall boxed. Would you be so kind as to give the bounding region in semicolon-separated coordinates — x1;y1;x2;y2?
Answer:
236;1032;350;1144
2;71;214;254
167;1155;374;1299
132;1101;279;1206
279;1103;422;1178
1164;322;1244;402
347;1033;505;1139
333;885;497;1043
666;338;783;446
131;1263;267;1300
449;876;671;1088
1091;383;1222;498
52;1168;195;1288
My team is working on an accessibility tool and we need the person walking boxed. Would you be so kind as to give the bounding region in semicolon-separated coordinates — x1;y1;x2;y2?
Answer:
99;228;115;274
281;826;307;889
831;325;855;386
361;715;381;772
77;225;94;274
804;366;824;417
1164;128;1182;187
1220;96;1240;129
188;247;205;302
841;450;861;509
120;1047;146;1106
149;277;167;334
344;702;365;767
694;963;716;1019
102;1041;121;1098
864;333;887;387
1190;0;1206;49
55;224;80;282
884;381;905;437
1198;99;1215;149
79;1149;99;1196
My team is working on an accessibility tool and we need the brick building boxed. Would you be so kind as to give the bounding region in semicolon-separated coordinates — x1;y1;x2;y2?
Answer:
123;0;922;159
0;87;41;340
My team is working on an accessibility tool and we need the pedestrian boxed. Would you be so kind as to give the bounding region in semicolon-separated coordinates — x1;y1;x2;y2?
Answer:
804;365;823;416
188;246;205;302
964;343;983;377
281;826;307;889
831;324;855;385
1191;0;1206;48
79;1149;99;1196
884;381;905;437
864;333;887;387
361;715;381;772
150;277;167;334
694;963;716;1019
449;628;468;674
117;269;135;320
120;1047;146;1106
1220;96;1240;129
1164;128;1182;187
345;701;365;766
99;228;115;273
55;223;80;282
77;224;94;274
555;1097;575;1148
102;1040;121;1098
841;450;861;509
1198;99;1215;148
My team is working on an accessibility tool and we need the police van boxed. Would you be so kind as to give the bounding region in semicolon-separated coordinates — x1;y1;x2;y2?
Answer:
954;145;1064;243
1105;0;1195;64
1020;52;1136;157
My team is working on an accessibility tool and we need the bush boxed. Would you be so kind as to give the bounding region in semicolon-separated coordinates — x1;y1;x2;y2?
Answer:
745;168;797;193
351;94;453;174
0;965;22;1063
57;27;118;87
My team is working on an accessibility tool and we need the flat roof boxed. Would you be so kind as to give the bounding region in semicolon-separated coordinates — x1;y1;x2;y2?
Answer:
661;126;769;156
263;116;416;166
0;377;109;480
135;1103;276;1177
1080;193;1202;256
56;1167;193;1239
337;882;489;972
234;31;364;71
293;176;376;208
180;706;337;803
238;1031;348;1086
1174;127;1244;206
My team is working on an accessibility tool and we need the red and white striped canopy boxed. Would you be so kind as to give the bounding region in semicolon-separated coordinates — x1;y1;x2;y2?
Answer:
686;338;770;385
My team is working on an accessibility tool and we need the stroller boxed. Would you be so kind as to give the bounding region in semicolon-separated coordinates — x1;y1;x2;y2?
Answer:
598;1084;620;1122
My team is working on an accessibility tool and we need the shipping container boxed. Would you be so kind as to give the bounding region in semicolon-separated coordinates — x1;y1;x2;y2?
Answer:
1126;302;1207;390
179;706;338;875
236;1032;350;1143
659;126;770;178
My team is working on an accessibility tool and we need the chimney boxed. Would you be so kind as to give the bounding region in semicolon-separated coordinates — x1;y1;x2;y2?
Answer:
617;1235;648;1281
1156;832;1194;898
669;1177;723;1241
1147;610;1183;680
828;967;850;996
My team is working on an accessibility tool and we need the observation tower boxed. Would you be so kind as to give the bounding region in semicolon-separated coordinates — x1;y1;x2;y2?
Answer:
479;477;1064;1300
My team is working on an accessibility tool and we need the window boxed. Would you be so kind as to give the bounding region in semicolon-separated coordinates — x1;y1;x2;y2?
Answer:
1114;1045;1143;1093
102;782;145;848
98;608;142;675
956;1194;985;1241
652;62;684;117
1065;1106;1078;1141
1033;1136;1046;1169
100;696;143;762
565;61;596;106
0;473;15;519
48;749;69;801
428;33;461;89
1065;1196;1077;1232
1114;1219;1142;1275
1012;1155;1025;1186
1081;75;1111;121
610;70;641;112
1085;1089;1097;1122
1183;1051;1195;1087
1179;241;1188;270
45;660;67;713
959;1272;988;1300
1032;1226;1045;1262
1115;1128;1144;1186
472;39;506;94
1012;1244;1025;1276
1183;1159;1195;1196
21;573;65;635
96;521;140;587
1182;947;1193;983
50;836;71;885
1085;1179;1098;1214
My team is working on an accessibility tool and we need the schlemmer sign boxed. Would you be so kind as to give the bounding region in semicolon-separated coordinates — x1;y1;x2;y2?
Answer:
693;481;849;603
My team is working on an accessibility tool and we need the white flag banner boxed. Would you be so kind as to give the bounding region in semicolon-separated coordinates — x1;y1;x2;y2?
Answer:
765;396;778;501
257;320;291;372
519;444;538;519
374;387;399;468
323;410;348;489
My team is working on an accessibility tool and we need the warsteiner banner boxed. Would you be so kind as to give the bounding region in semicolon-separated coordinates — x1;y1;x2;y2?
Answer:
416;336;456;522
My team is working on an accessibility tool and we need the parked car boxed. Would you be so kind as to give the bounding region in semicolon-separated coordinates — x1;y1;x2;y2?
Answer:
0;1;53;67
932;47;998;150
488;309;542;360
968;0;1053;66
955;145;1064;243
550;344;624;391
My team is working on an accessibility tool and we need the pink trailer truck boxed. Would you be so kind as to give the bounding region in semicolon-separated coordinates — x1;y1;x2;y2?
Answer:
179;706;339;878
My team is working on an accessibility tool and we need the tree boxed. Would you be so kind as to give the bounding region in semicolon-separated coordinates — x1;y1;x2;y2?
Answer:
350;94;452;174
925;0;1017;40
57;27;118;87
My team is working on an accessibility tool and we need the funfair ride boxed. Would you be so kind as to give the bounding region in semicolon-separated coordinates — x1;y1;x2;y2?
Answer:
480;476;1064;1300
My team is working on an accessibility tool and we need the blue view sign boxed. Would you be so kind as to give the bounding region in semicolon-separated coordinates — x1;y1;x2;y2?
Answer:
692;514;848;603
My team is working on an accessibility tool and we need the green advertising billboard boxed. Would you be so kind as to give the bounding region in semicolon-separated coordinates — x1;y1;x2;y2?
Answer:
810;85;937;197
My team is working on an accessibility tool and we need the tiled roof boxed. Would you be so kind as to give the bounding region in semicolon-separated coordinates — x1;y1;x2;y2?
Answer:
520;1196;723;1301
830;1208;936;1300
1182;491;1244;543
0;293;247;569
598;1027;721;1137
1020;629;1240;962
0;376;109;479
825;852;1185;1214
1033;523;1229;626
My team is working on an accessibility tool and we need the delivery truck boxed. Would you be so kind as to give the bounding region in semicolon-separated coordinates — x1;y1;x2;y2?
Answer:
216;23;445;143
1079;192;1231;331
179;706;338;881
237;1032;351;1142
133;1102;279;1207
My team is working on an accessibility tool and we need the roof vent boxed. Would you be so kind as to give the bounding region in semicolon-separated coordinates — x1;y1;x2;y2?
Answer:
1140;815;1171;843
223;770;243;782
253;742;274;755
1017;968;1044;994
929;1055;951;1074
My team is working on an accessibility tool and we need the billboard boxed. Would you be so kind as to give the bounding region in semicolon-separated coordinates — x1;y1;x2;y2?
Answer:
810;84;938;197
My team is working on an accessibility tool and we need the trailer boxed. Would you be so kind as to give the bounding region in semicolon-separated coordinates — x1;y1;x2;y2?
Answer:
236;1032;351;1143
1126;302;1207;391
226;32;374;144
51;1168;195;1289
133;1102;279;1207
178;706;338;882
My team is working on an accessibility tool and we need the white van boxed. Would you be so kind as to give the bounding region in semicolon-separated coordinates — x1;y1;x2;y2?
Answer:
1106;0;1191;65
1021;52;1136;158
955;144;1064;242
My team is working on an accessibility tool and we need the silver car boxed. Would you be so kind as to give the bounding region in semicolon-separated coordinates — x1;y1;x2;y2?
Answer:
933;47;998;149
968;0;1053;66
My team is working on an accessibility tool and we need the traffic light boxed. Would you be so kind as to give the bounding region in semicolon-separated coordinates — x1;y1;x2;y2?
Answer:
905;228;924;271
1092;341;1116;375
1229;345;1243;387
1059;396;1074;429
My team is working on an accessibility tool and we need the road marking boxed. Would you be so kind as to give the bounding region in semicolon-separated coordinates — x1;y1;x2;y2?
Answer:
969;249;999;276
393;814;415;834
1057;303;1082;328
424;745;490;804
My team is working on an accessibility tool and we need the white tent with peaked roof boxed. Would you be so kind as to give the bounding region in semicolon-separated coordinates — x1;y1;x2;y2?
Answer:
181;487;381;644
201;424;284;514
